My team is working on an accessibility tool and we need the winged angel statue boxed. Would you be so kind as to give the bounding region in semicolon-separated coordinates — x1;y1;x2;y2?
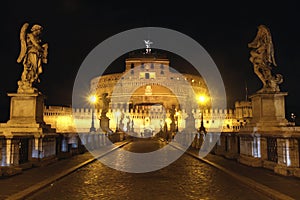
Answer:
248;25;283;93
17;23;48;93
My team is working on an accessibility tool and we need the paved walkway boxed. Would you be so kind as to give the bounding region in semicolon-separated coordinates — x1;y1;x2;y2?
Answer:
1;140;300;200
0;141;128;200
188;148;300;200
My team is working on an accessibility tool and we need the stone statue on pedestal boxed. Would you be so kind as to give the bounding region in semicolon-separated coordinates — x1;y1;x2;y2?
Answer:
0;23;57;169
248;25;283;93
100;93;112;133
101;93;110;118
17;23;48;93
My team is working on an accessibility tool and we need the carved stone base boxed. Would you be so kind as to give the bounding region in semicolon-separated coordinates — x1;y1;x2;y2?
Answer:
245;92;288;129
184;115;196;133
100;116;111;133
7;92;45;125
5;92;55;133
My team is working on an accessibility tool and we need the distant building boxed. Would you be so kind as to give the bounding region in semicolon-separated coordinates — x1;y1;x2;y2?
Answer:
44;52;252;133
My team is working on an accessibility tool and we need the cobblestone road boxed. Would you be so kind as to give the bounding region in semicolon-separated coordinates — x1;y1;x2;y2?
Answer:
27;138;270;200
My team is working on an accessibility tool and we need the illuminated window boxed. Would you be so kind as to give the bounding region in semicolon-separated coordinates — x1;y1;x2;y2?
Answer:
139;72;145;79
150;72;156;79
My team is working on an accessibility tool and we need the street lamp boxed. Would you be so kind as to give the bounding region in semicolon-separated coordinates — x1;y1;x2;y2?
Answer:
198;95;207;135
88;94;97;132
291;113;296;123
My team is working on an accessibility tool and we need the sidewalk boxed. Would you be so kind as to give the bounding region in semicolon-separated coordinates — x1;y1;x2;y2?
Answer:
0;141;128;200
2;140;300;200
188;148;300;200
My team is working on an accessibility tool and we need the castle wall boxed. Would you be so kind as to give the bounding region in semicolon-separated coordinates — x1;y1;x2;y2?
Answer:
44;105;249;134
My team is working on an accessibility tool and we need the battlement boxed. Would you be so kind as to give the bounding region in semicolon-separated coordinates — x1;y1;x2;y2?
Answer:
44;106;239;121
43;103;250;133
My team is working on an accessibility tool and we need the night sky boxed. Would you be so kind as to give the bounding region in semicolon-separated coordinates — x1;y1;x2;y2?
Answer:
0;1;300;122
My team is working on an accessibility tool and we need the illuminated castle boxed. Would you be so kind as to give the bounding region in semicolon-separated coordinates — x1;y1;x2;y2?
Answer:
44;50;252;133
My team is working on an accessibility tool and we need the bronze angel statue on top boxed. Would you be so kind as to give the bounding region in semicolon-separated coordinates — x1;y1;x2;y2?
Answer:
248;25;283;93
17;23;48;93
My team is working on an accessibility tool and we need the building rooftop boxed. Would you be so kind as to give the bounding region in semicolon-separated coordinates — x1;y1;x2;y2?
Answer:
127;49;168;60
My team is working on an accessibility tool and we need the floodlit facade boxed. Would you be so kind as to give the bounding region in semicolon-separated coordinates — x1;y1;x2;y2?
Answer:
44;52;251;133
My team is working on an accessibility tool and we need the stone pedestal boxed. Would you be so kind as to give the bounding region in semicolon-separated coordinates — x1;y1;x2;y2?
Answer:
249;92;288;127
100;116;110;133
7;92;45;125
184;114;196;133
0;92;57;173
239;92;289;165
237;92;300;177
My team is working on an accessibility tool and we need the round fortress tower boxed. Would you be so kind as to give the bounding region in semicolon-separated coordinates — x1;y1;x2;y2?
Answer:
90;51;209;112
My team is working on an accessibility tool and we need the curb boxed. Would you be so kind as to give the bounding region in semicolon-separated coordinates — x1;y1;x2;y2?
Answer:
6;141;131;200
170;142;295;200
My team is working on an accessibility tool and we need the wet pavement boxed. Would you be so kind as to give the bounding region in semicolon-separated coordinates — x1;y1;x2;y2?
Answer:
193;150;300;199
2;138;300;200
26;138;270;200
0;141;128;200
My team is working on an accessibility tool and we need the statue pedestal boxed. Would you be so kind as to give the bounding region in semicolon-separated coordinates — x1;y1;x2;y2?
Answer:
247;92;288;127
238;92;292;169
0;92;57;169
100;116;110;133
184;114;196;133
7;92;46;125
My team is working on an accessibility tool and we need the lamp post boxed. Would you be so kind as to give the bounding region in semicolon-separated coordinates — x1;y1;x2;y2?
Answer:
88;94;97;132
198;95;207;135
291;113;296;124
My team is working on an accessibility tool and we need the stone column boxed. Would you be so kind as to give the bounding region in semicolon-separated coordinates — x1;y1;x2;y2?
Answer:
32;136;42;159
3;137;12;166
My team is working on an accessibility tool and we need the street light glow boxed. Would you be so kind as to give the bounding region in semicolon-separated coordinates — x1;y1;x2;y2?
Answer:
198;95;207;104
88;95;97;104
87;94;97;132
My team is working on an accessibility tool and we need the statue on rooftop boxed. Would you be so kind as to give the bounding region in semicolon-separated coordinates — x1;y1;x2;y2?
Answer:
17;23;48;93
248;25;283;93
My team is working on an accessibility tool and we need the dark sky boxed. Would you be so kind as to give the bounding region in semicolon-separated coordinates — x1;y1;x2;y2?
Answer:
0;1;300;122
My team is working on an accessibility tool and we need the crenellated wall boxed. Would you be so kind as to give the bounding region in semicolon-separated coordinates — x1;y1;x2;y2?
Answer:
44;102;251;133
